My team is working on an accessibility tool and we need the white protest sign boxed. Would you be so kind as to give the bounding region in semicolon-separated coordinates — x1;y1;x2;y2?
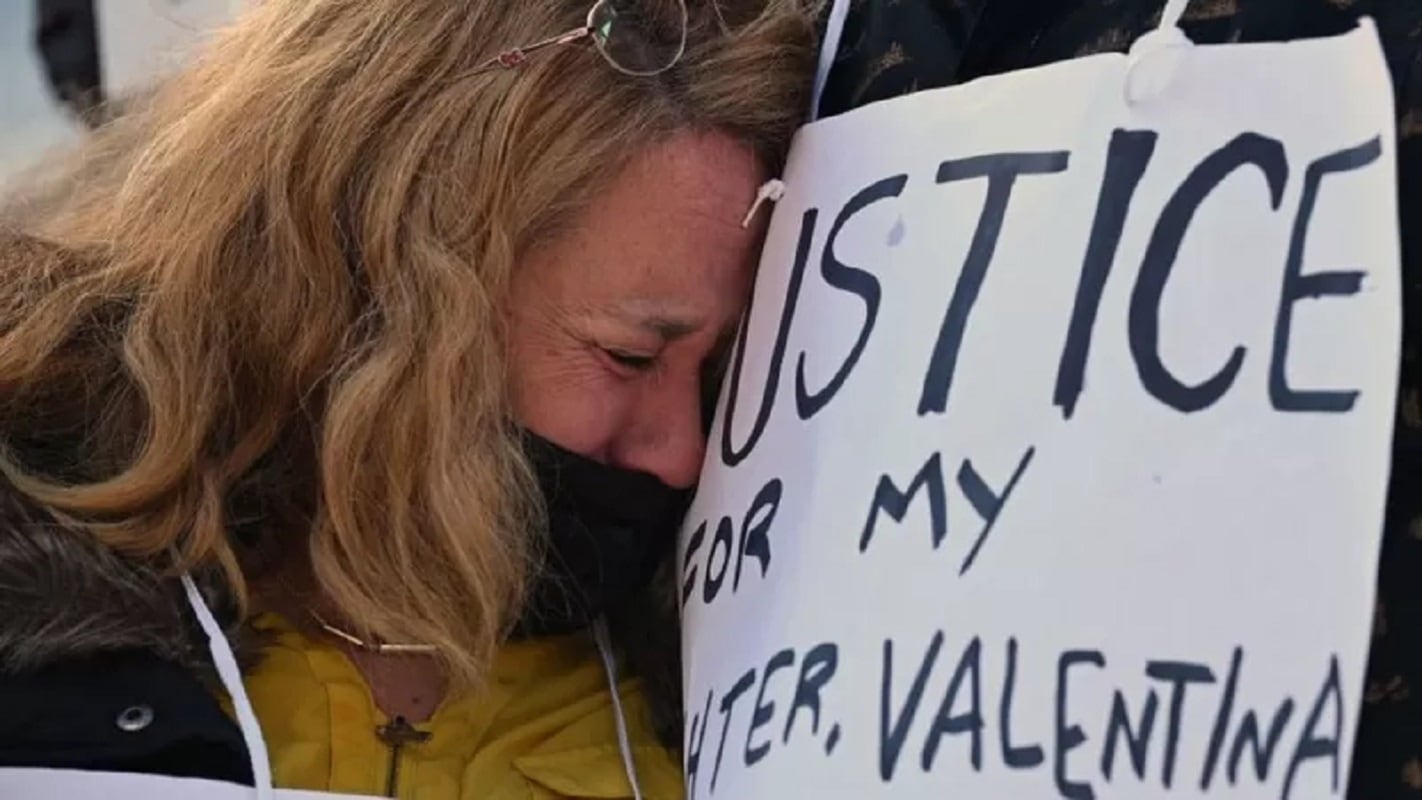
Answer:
0;768;376;799
679;19;1401;800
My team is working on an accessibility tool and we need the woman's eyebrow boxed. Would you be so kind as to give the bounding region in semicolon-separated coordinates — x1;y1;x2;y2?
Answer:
642;316;701;340
605;299;705;341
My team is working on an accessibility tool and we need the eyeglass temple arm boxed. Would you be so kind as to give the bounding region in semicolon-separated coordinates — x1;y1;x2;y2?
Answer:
470;26;593;74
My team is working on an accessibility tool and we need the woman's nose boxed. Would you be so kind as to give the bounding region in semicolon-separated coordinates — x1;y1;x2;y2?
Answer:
611;378;708;489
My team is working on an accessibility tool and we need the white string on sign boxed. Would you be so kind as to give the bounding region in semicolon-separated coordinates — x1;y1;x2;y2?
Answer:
809;0;851;122
1159;0;1191;31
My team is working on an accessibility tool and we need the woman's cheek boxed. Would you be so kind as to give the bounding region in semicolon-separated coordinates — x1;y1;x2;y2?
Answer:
521;359;637;459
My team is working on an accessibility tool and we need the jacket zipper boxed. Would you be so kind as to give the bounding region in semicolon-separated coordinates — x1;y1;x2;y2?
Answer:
375;716;431;798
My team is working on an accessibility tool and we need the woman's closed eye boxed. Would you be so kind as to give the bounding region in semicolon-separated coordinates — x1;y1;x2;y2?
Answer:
601;347;658;373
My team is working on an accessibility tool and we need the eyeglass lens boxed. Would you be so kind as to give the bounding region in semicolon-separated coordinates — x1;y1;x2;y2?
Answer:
588;0;688;76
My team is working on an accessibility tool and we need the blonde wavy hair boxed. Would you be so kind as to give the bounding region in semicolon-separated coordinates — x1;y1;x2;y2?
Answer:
0;0;816;685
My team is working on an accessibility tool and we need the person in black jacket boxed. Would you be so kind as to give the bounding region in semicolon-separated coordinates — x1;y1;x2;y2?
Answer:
33;0;104;127
819;1;1422;796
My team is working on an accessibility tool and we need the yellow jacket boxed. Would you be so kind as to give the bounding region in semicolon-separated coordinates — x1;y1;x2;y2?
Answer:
243;614;684;799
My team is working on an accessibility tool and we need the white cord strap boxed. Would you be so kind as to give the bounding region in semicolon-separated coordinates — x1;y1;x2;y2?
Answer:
809;0;852;121
592;618;645;800
180;573;275;799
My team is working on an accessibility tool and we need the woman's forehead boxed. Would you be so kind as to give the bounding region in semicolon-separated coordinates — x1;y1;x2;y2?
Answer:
596;131;765;229
531;132;767;325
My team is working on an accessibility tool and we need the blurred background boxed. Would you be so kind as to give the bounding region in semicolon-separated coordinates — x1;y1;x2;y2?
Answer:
1;0;78;185
1;0;239;186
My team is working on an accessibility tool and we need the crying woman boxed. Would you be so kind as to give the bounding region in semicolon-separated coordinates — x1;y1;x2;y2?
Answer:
0;0;817;797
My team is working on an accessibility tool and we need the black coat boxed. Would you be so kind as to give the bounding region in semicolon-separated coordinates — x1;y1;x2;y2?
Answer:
0;651;253;784
820;1;1422;797
0;478;256;785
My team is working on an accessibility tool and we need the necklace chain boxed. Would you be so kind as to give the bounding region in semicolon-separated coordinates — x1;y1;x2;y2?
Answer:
308;610;439;655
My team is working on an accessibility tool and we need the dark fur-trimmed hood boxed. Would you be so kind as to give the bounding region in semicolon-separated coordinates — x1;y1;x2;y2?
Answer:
0;479;241;677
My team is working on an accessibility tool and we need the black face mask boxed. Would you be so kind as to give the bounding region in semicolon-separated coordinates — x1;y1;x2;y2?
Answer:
513;433;691;637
